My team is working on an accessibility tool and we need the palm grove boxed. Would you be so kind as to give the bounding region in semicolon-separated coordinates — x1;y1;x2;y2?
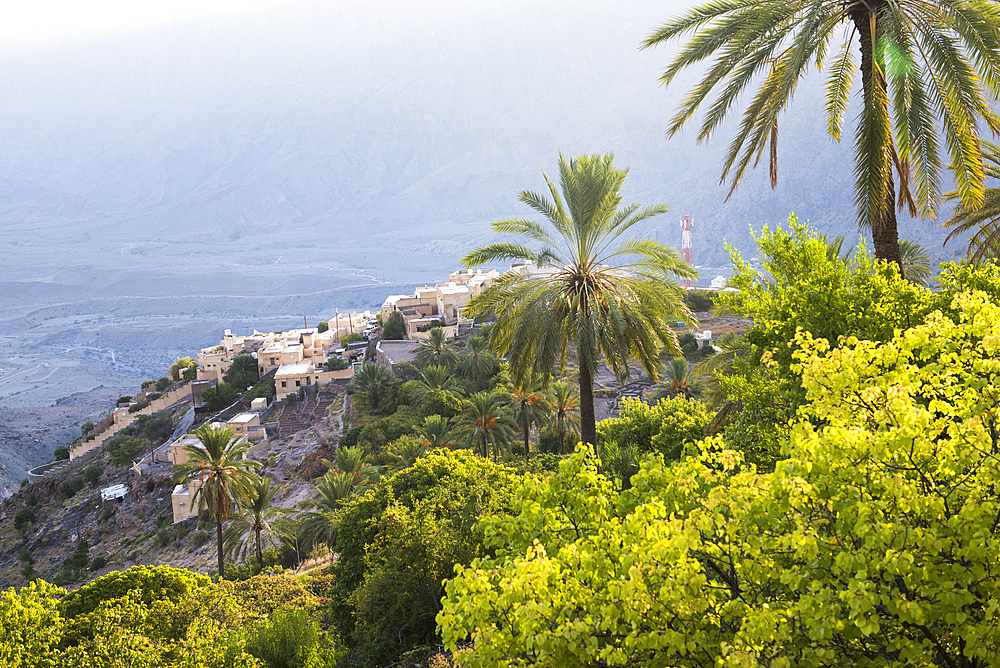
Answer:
7;2;1000;667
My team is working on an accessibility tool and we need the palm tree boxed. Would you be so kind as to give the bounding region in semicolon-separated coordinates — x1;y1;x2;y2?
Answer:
650;357;701;400
414;327;459;369
508;376;552;464
386;437;427;471
322;446;376;488
222;473;285;570
173;425;261;577
463;154;695;451
548;381;580;455
944;141;1000;264
414;414;457;450
456;392;517;461
898;239;933;288
411;365;463;404
347;363;396;413
460;336;497;386
298;469;357;551
223;354;260;391
643;1;1000;271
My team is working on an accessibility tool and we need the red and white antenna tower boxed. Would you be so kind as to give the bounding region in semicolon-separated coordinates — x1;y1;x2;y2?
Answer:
680;214;693;287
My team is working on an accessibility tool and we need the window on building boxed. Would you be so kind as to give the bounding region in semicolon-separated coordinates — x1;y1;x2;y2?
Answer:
296;380;301;387
281;381;287;388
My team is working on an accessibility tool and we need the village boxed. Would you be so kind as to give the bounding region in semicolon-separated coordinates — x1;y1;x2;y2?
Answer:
24;261;739;529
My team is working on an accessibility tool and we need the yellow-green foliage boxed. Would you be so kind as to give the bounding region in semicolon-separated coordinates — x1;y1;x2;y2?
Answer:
439;290;1000;666
597;396;711;460
0;567;336;668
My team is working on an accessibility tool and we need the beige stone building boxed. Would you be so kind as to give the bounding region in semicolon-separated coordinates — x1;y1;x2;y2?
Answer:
380;268;500;338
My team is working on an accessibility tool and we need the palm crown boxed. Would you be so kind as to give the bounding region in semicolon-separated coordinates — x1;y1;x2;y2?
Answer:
643;0;1000;269
463;153;695;449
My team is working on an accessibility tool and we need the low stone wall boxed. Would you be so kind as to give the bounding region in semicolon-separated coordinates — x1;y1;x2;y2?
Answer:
69;383;193;461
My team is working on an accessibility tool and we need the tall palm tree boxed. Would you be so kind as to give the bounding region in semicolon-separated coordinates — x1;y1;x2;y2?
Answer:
944;141;1000;264
460;336;498;386
548;381;580;455
508;376;552;464
223;354;260;391
463;154;695;451
347;363;396;413
173;425;261;577
643;0;1000;271
456;392;517;461
414;327;460;369
222;473;285;569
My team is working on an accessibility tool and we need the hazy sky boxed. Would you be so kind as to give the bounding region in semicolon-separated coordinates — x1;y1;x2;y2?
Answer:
2;0;296;47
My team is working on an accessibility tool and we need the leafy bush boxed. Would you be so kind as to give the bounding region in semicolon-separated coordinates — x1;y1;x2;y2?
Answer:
59;565;211;620
597;396;712;461
391;361;422;382
63;541;90;570
135;410;174;443
201;382;240;411
170;356;197;381
244;608;326;668
330;449;521;664
117;395;133;405
81;421;95;434
14;507;36;532
683;288;715;312
325;357;349;371
417;319;445;332
53;446;70;461
83;464;103;485
128;399;151;413
57;475;86;502
341;332;365;345
418;389;464;419
105;434;146;467
382;311;406;340
190;530;211;547
155;377;170;392
677;331;699;356
317;321;329;333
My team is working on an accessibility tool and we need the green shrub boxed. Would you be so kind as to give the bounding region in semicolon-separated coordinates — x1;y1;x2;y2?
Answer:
597;396;712;461
201;382;239;411
391;361;422;382
683;288;715;312
135;411;174;442
128;400;151;413
678;332;699;357
154;529;171;547
417;319;445;332
325;357;349;371
190;530;211;547
418;389;464;419
155;377;170;392
317;321;329;333
382;311;406;340
81;420;95;434
57;475;86;502
117;395;133;404
341;332;364;345
244;608;324;668
89;554;107;571
59;565;211;620
83;465;103;485
330;449;521;664
63;541;90;570
14;507;36;532
105;434;146;467
53;446;70;461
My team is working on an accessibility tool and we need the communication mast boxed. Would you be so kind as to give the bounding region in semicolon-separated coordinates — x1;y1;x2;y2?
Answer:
680;214;693;287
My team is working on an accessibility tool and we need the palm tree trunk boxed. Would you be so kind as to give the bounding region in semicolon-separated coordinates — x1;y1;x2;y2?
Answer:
578;362;598;457
216;519;225;579
523;422;530;465
853;0;904;276
256;529;263;570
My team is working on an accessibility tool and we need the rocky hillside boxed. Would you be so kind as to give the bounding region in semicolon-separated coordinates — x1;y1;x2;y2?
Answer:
0;387;350;590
